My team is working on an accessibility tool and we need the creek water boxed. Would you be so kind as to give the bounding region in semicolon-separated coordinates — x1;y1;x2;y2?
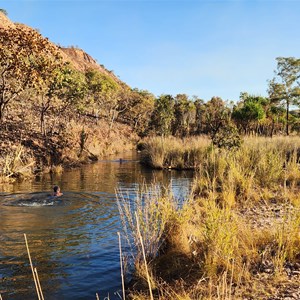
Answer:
0;151;194;300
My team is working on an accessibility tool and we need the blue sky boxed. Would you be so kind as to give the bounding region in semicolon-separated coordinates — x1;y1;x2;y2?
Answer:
1;0;300;102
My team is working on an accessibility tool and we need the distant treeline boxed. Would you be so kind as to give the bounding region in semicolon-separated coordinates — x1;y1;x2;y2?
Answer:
1;23;300;139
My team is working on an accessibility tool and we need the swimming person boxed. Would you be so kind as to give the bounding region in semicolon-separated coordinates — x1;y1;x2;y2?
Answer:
53;185;63;197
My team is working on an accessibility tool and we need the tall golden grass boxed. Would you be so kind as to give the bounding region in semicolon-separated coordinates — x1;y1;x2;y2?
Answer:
139;136;210;169
122;136;300;299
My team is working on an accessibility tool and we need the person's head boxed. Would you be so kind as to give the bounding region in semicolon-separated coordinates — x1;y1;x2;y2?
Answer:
53;185;60;193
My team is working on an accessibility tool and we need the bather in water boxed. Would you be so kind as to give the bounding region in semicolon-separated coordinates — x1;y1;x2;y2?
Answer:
4;186;63;207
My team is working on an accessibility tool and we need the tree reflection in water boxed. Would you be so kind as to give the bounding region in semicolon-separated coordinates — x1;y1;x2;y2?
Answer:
0;151;193;300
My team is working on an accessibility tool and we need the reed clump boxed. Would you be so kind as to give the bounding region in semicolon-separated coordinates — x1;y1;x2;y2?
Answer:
50;164;64;174
192;136;300;206
139;136;210;169
122;136;300;299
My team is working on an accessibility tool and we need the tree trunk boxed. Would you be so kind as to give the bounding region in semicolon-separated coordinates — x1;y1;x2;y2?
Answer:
40;110;45;136
0;102;4;121
286;101;289;136
270;119;275;138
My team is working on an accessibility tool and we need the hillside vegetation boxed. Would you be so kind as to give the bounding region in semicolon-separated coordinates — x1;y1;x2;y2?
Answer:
2;8;300;300
1;10;300;182
0;12;154;180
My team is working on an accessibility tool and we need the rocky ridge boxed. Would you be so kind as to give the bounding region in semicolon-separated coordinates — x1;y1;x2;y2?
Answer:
0;11;125;88
0;11;15;28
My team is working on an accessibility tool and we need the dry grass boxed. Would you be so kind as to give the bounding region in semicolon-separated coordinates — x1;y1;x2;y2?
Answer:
0;115;138;181
139;136;210;169
122;136;300;299
61;119;136;160
50;164;64;174
0;144;35;181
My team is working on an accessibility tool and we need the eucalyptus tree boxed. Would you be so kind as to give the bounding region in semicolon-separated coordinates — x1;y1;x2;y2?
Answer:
85;68;120;126
203;96;230;138
119;88;155;135
268;57;300;135
232;93;266;134
194;97;205;134
0;25;62;122
150;94;175;136
172;94;195;137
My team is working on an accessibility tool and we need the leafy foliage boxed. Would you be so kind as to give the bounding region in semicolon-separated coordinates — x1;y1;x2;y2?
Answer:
85;69;121;127
202;97;231;138
120;88;155;135
232;93;266;134
172;94;195;137
268;57;300;135
0;26;62;121
212;122;242;150
150;94;175;136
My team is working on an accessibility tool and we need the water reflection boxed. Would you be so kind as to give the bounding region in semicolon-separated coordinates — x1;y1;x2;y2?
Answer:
0;151;194;299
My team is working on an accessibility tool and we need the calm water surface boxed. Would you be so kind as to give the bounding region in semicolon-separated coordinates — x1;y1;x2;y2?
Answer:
0;151;194;300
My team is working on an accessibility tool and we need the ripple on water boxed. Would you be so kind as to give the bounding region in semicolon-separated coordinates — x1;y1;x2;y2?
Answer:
0;162;194;299
0;190;121;299
2;192;64;207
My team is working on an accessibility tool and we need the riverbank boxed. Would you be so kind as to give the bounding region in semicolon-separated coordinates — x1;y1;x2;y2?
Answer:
121;136;300;299
0;13;152;184
0;116;138;183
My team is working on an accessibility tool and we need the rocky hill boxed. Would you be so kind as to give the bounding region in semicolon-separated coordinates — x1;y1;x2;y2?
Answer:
0;11;15;28
59;47;124;85
0;11;125;87
0;11;140;179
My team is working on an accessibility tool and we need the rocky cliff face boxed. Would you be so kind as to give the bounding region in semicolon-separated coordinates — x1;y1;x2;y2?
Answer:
59;47;124;84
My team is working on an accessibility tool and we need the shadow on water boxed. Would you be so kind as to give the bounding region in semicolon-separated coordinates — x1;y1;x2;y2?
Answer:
0;151;194;300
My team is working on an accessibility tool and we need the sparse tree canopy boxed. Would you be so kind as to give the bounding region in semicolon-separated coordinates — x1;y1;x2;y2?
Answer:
268;57;300;135
119;88;155;135
172;94;195;137
203;96;230;138
150;94;175;136
0;25;62;121
232;93;266;134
